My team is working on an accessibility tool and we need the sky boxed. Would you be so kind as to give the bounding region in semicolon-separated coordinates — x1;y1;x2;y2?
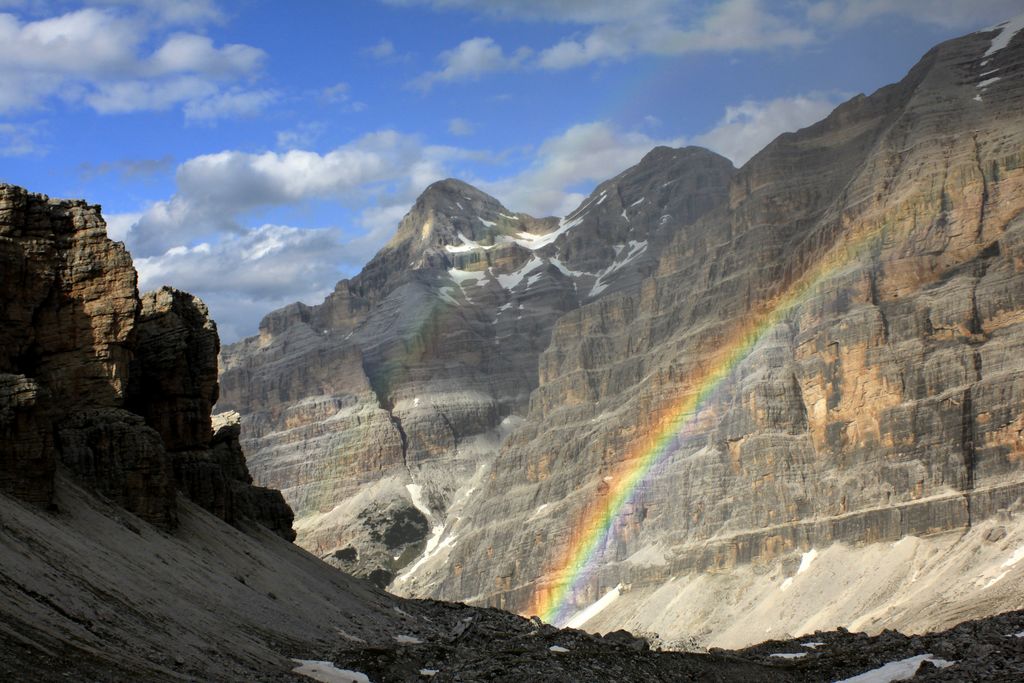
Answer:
0;0;1020;342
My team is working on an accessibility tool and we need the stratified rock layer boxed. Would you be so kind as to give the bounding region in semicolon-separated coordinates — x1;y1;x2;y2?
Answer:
406;22;1024;631
0;185;293;538
219;156;734;579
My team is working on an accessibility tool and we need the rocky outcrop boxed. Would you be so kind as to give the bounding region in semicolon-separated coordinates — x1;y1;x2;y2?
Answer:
0;185;293;538
219;151;734;580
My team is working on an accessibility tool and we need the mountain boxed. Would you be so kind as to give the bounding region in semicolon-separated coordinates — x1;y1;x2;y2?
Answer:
220;18;1024;647
14;179;1015;682
217;147;735;585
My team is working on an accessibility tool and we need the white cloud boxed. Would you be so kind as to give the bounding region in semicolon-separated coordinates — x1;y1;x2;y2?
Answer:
410;36;531;91
692;94;840;166
448;117;474;136
366;38;395;58
85;76;217;113
0;121;44;156
134;224;352;342
149;33;264;76
480;121;684;217
91;0;224;26
124;130;482;256
806;0;1023;29
537;0;813;69
0;6;267;116
103;211;143;241
276;122;327;149
183;87;277;121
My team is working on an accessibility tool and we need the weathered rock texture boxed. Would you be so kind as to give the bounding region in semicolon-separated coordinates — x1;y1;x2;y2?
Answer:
219;153;733;581
222;20;1024;642
0;185;292;538
401;22;1024;631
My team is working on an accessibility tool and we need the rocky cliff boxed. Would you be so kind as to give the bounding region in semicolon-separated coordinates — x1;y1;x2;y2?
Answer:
398;19;1024;639
218;152;734;584
0;184;293;538
220;19;1024;643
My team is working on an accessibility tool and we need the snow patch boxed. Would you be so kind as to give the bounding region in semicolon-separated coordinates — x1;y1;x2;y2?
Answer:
563;584;622;629
769;652;806;659
495;256;544;290
549;645;570;653
801;641;825;649
394;634;423;644
983;14;1024;58
437;287;459;306
291;660;370;683
447;268;484;285
588;240;648;297
833;654;954;682
977;76;1002;89
420;670;439;677
780;549;817;592
445;231;502;253
513;214;582;250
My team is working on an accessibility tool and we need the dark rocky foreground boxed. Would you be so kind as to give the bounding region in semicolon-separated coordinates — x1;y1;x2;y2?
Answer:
298;602;1024;682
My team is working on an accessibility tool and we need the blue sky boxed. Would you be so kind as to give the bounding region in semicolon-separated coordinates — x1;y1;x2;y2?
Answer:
0;0;1020;341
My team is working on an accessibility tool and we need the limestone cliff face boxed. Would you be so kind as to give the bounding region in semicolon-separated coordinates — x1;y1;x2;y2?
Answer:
395;23;1024;627
218;154;734;583
0;185;293;539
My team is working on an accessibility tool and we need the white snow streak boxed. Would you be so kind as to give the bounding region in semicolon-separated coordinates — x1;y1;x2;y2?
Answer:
983;14;1024;58
833;654;954;683
291;660;370;683
563;584;623;629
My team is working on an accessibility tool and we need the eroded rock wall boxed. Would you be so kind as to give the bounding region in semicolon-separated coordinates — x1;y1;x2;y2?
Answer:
0;185;293;538
403;24;1024;622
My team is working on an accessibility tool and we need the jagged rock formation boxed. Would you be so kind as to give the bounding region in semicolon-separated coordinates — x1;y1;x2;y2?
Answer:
0;184;292;537
222;18;1024;643
219;155;733;583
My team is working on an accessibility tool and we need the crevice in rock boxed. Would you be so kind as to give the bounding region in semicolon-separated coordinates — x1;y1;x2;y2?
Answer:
960;385;976;526
388;406;411;477
972;133;989;240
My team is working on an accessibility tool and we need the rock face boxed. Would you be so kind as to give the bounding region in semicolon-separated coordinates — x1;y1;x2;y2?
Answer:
218;153;734;582
399;21;1024;632
222;20;1024;640
0;185;293;538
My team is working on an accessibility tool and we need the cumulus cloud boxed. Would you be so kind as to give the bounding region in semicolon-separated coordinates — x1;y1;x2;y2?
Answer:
0;5;267;116
480;121;684;217
692;94;840;166
410;37;531;91
134;224;352;342
123;130;487;256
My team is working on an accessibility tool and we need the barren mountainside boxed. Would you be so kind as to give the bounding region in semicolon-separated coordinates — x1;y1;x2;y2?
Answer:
219;19;1024;646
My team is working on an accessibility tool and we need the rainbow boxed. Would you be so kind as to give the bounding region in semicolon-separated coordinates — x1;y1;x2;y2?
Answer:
527;220;894;626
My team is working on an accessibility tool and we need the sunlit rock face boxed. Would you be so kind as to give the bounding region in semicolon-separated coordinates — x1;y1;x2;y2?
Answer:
391;24;1024;631
218;154;734;581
